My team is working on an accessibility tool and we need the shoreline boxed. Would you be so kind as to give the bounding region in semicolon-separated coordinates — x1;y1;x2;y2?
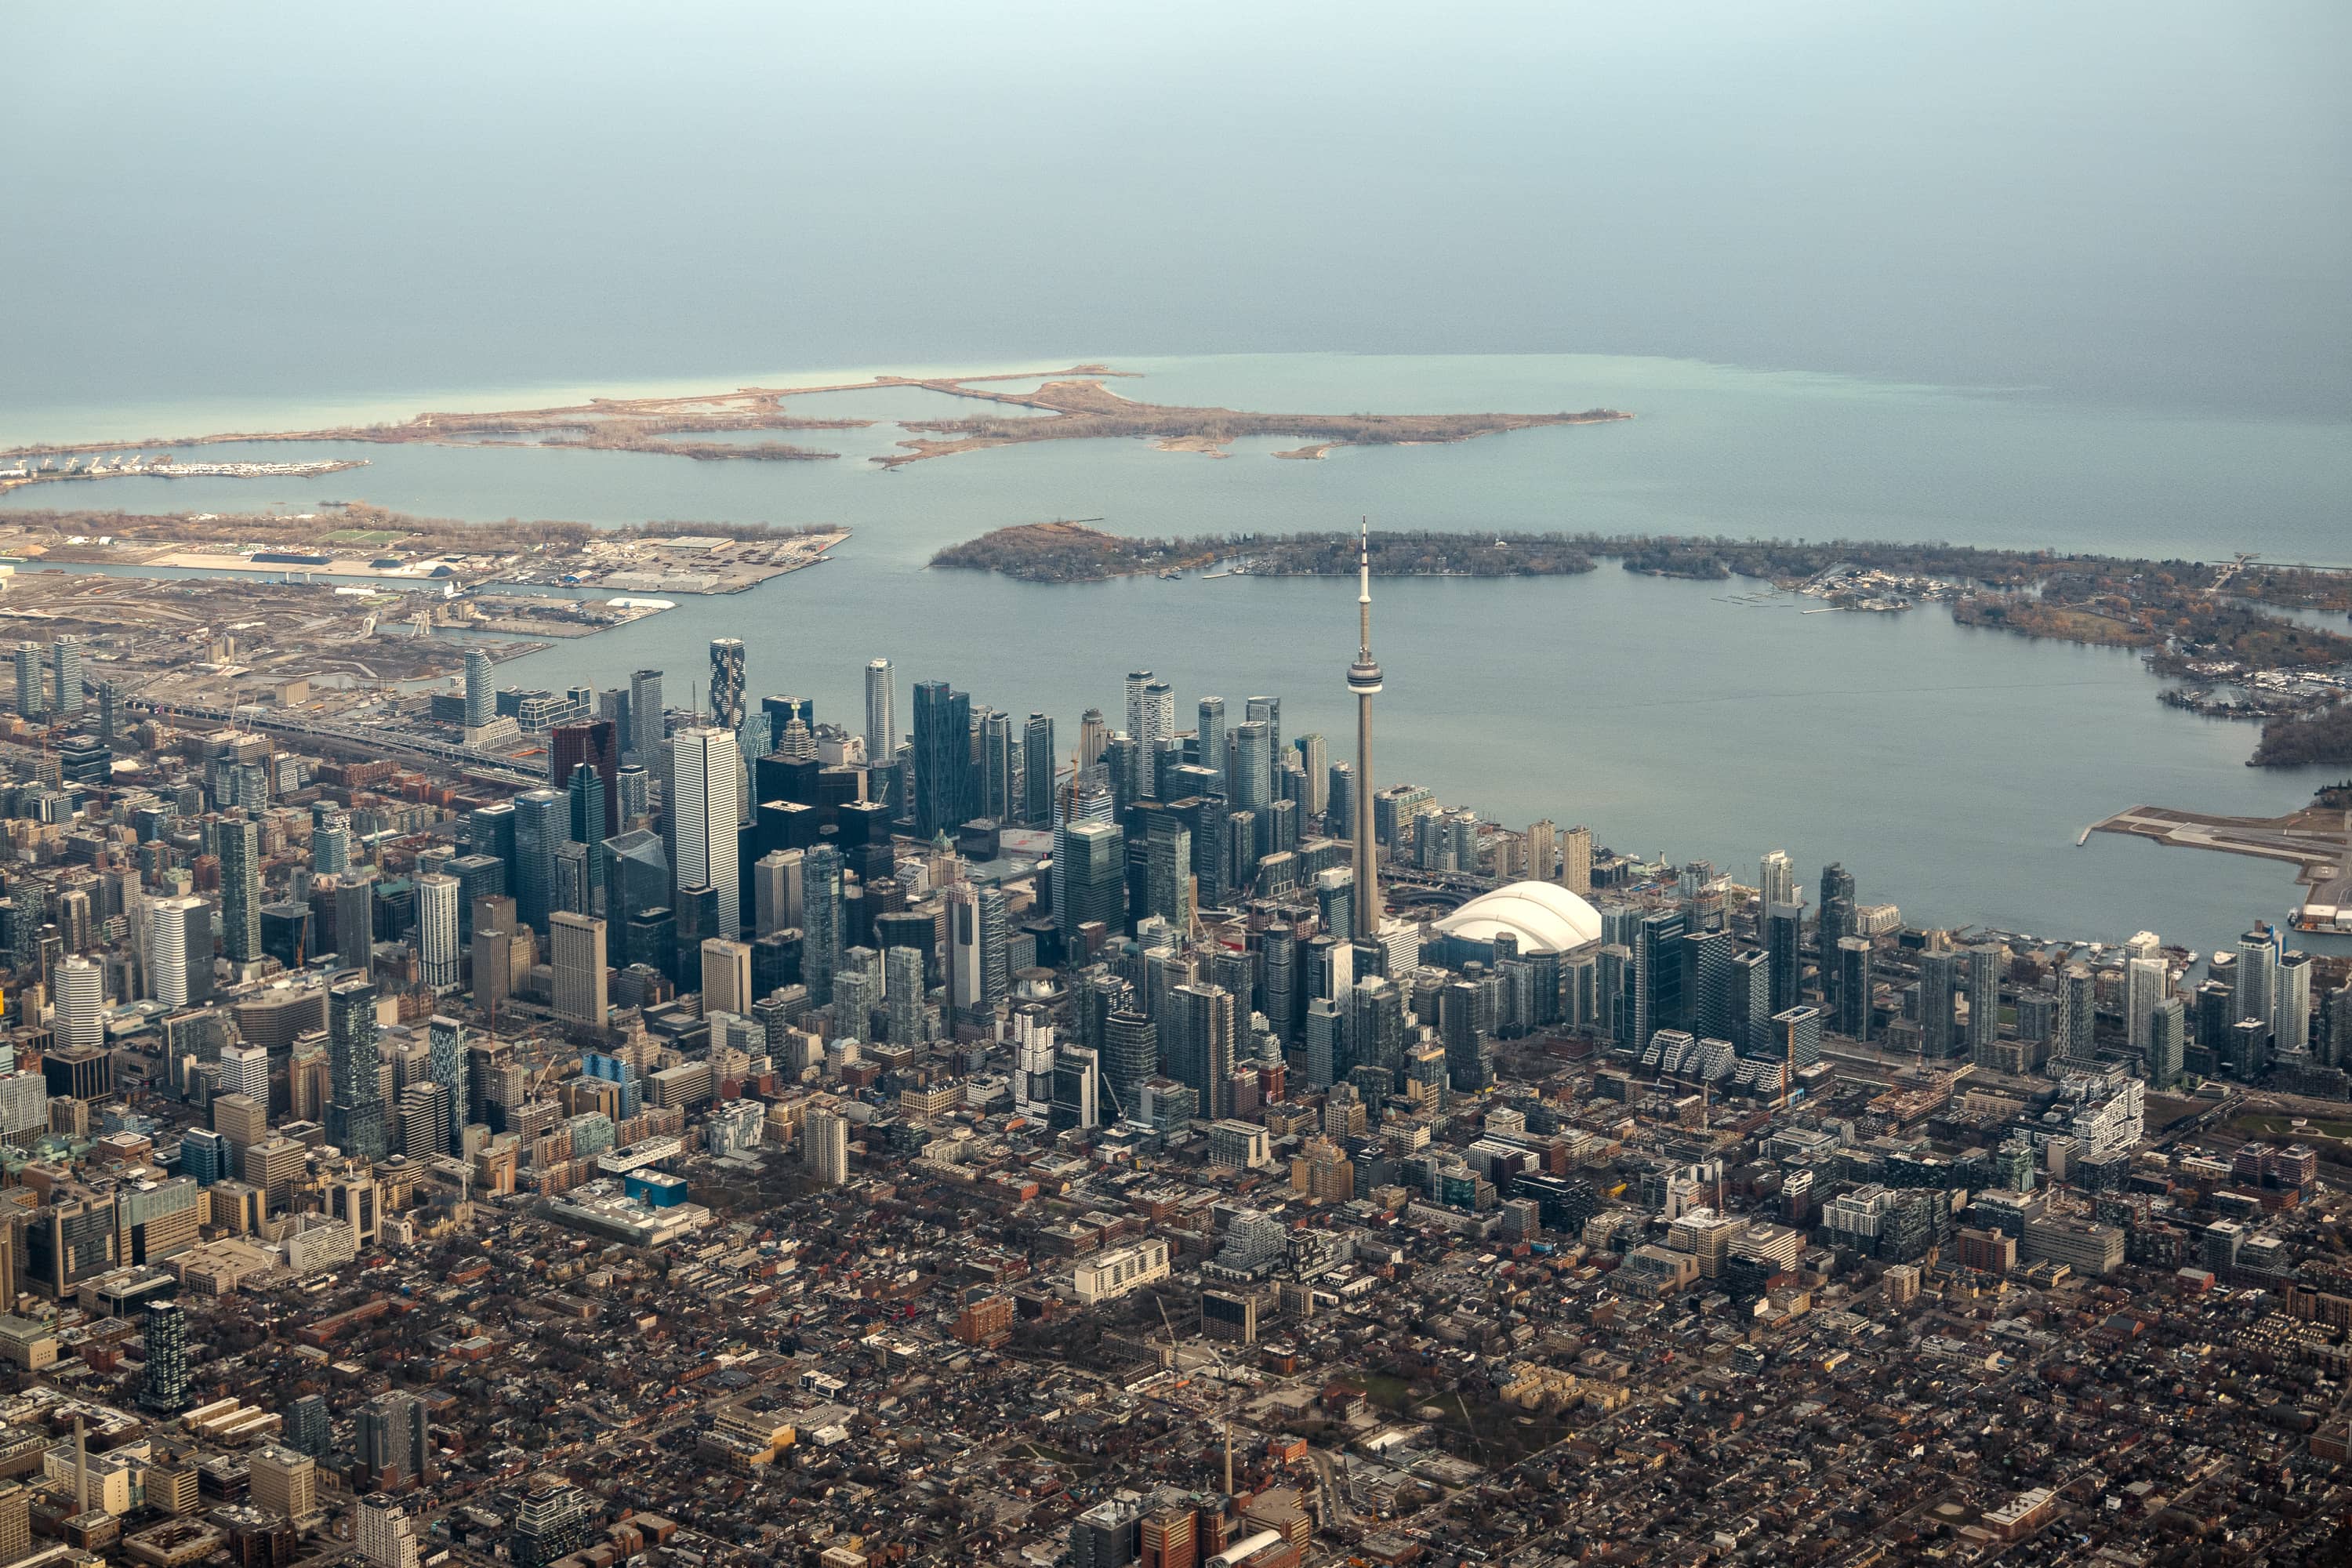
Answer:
0;456;368;495
0;506;850;598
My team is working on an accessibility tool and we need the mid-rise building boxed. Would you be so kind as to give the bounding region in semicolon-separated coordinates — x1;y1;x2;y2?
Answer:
550;912;608;1025
803;1105;849;1186
249;1445;318;1522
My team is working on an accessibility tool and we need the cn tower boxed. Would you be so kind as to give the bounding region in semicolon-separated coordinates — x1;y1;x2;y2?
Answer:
1347;518;1383;936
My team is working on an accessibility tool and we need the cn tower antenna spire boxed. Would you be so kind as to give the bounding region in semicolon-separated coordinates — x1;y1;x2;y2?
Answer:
1347;516;1384;938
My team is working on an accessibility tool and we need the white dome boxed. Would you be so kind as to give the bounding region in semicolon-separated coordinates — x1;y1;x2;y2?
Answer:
1432;880;1603;955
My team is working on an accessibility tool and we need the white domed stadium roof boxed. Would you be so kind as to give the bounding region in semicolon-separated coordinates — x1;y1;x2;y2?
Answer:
1432;881;1603;955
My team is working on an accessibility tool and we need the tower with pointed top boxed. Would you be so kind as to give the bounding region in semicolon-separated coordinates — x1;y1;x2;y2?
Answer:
1347;520;1383;937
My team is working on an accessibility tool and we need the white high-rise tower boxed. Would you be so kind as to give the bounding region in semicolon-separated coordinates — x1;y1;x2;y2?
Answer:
1124;671;1154;742
463;648;493;728
671;726;743;938
52;956;103;1050
417;873;461;990
864;659;895;772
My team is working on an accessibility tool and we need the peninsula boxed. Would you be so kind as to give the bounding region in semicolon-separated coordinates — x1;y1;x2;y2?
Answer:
0;365;1629;484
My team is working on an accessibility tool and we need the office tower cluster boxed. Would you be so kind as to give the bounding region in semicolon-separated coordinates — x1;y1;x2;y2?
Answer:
1551;849;2329;1118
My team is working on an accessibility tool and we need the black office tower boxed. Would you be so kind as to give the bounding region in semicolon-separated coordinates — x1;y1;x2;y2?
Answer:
911;681;975;837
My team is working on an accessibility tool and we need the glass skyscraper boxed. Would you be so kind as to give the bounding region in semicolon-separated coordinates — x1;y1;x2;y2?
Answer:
1965;943;2002;1064
1918;948;1958;1056
1630;908;1687;1054
1022;712;1055;826
427;1014;469;1156
911;680;975;837
628;668;664;762
1817;862;1857;1010
218;811;261;964
510;789;567;935
327;978;387;1160
1679;928;1732;1041
1164;982;1235;1120
1142;814;1193;933
1765;902;1804;1018
1102;1010;1156;1120
1835;938;1872;1040
564;765;605;908
802;844;842;1006
979;708;1014;823
600;829;670;971
1196;697;1226;792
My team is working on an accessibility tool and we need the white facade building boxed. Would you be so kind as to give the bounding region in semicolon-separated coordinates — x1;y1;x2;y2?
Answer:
417;873;460;990
1075;1238;1171;1305
51;954;103;1050
670;727;742;938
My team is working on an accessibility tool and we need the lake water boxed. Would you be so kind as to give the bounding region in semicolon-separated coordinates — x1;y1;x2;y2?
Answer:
5;352;2343;959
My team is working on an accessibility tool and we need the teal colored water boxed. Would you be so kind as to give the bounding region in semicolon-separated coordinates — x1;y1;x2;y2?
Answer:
5;354;2339;959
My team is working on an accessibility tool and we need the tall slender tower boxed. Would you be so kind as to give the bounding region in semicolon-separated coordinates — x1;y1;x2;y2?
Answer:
671;727;742;938
1347;519;1383;935
865;658;895;771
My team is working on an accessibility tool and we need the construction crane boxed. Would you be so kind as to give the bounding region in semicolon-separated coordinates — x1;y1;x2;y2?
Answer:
1156;1293;1244;1497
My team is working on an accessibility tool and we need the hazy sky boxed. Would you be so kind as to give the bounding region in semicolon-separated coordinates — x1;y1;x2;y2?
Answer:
6;2;2346;416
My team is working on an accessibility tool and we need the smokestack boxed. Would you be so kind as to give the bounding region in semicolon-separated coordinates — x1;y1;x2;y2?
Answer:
73;1415;87;1515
